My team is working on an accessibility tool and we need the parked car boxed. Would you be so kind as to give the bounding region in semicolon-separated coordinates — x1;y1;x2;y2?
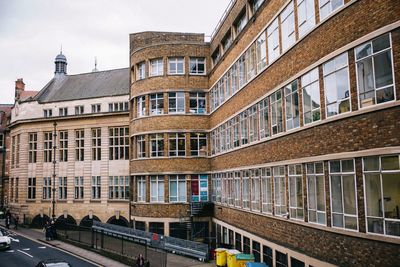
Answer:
35;259;72;267
0;229;11;250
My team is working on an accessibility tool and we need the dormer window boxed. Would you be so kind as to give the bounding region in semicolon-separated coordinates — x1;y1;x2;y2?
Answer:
44;109;53;118
59;107;68;116
109;102;129;112
91;104;101;113
75;105;84;115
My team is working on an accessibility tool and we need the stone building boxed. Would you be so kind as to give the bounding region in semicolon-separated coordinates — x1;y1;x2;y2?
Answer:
130;0;400;266
8;52;131;226
0;104;12;208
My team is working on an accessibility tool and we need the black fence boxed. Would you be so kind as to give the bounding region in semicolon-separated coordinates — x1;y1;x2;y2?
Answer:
57;223;166;267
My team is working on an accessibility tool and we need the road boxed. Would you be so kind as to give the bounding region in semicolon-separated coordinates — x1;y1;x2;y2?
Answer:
0;229;99;267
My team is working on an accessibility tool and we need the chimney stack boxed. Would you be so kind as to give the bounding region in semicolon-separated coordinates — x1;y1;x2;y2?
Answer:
15;78;25;101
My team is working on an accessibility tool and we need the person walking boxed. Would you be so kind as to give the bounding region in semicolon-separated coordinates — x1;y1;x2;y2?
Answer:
44;221;51;241
136;254;145;267
5;211;11;229
50;220;57;240
14;215;19;230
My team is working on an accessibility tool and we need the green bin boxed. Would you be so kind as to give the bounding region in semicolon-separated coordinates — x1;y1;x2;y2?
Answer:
235;253;255;267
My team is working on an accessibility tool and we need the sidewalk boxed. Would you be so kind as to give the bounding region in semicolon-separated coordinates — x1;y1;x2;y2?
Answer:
0;220;128;267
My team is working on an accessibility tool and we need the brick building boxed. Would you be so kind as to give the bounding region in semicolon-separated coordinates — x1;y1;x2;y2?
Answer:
8;52;131;227
130;0;400;266
0;104;12;208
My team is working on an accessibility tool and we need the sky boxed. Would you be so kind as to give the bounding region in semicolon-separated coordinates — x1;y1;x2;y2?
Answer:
0;0;230;104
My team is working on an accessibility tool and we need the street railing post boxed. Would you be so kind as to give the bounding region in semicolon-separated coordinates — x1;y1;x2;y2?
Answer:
121;235;124;255
79;225;81;242
101;230;104;249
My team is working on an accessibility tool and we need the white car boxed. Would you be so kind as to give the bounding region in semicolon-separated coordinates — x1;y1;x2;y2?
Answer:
0;229;11;250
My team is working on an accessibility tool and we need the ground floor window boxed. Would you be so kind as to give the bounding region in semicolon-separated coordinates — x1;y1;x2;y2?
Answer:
252;240;261;262
291;257;305;267
149;222;164;235
263;245;273;266
235;233;242;251
243;236;251;254
276;250;288;267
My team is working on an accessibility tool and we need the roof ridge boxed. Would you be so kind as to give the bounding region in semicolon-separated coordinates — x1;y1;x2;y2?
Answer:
66;67;129;77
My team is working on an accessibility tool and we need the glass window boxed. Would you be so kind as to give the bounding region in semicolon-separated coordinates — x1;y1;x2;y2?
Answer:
329;159;358;230
319;0;344;21
58;177;67;200
150;133;164;157
91;128;101;161
43;132;53;163
267;18;280;62
189;92;206;114
136;135;146;158
276;250;288;267
252;241;261;262
91;104;101;113
28;133;38;163
169;175;186;202
246;43;257;81
242;171;250;209
74;177;84;199
137;96;146;117
43;109;53;118
168;133;185;157
285;80;300;130
323;53;351;117
150;58;163;77
74;105;84;115
168;57;184;75
235;11;248;35
297;0;316;38
289;164;303;220
150;93;164;115
109;127;129;160
261;168;273;214
137;176;146;202
190;133;207;156
108;176;129;199
136;61;145;80
240;110;249;145
28;177;36;199
263;245;273;267
168;92;185;114
355;34;394;108
301;68;320;124
91;176;101;199
280;1;295;51
274;166;287;216
307;162;326;225
256;32;267;72
259;97;270;139
75;129;84;161
189;57;205;75
150;175;164;202
364;155;400;237
43;177;52;199
234;171;241;207
271;89;283;135
238;54;247;88
248;106;258;143
291;258;305;267
59;107;68;116
251;169;261;211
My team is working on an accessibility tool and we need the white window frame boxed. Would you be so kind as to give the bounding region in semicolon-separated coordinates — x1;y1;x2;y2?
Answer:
189;92;206;114
75;129;84;161
267;18;280;63
190;133;207;156
261;167;273;214
168;133;186;157
256;32;267;72
136;61;146;80
150;93;164;115
91;104;101;113
234;171;241;207
59;130;68;162
319;0;344;21
271;89;283;135
297;0;316;38
150;133;164;157
58;177;67;200
136;135;146;158
28;177;36;199
168;92;185;114
91;176;101;199
75;105;84;115
137;176;146;202
168;57;184;75
137;96;146;117
150;58;164;77
169;175;187;203
274;166;287;216
44;109;53;118
306;162;326;225
251;169;261;211
150;175;164;203
43;177;52;199
28;132;37;163
91;128;101;161
242;170;250;210
280;1;295;52
109;127;129;160
302;68;321;125
43;132;53;163
189;57;206;75
59;107;68;116
288;164;304;221
74;176;84;199
285;80;300;131
108;176;129;199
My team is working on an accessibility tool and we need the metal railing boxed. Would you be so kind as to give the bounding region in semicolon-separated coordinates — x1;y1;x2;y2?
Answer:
210;0;237;41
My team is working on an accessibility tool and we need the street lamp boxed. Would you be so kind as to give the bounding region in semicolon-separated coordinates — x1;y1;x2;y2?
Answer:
52;121;57;221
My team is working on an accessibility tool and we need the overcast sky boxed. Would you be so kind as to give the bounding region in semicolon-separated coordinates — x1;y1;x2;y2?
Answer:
0;0;230;104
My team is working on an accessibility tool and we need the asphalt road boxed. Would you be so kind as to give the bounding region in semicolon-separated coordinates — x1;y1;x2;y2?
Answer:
0;230;98;267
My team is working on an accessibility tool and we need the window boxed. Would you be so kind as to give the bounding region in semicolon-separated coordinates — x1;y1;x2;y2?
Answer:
233;117;240;148
329;159;358;230
59;107;68;116
276;251;288;267
59;177;67;200
288;164;303;220
150;58;163;77
168;92;185;113
267;18;280;63
150;93;164;115
44;109;52;118
59;131;68;162
363;155;400;237
75;129;84;161
240;110;249;145
44;132;53;163
263;245;273;267
189;92;206;114
75;105;84;115
302;68;321;124
191;174;208;202
169;175;186;202
189;57;205;75
190;133;207;156
285;80;300;130
168;57;184;74
249;106;259;143
307;162;326;225
252;241;261;262
16;134;20;167
136;135;146;158
169;133;185;157
242;170;250;209
297;0;315;38
137;96;146;117
28;177;36;199
109;127;129;160
226;173;234;205
291;258;305;267
319;0;344;21
231;63;238;94
91;104;101;113
108;176;129;199
92;128;101;161
280;2;295;51
150;175;164;202
235;10;248;35
137;176;146;202
243;236;251;254
251;169;260;211
323;53;351;117
222;32;232;52
252;0;264;13
74;177;84;199
261;168;273;214
136;61;145;80
274;166;287;216
271;89;283;135
109;102;129;112
256;32;267;72
28;133;37;163
212;49;221;66
92;176;101;199
0;133;3;149
11;136;15;167
238;54;247;88
150;134;164;157
43;177;51;199
235;233;242;251
234;171;241;207
259;97;270;139
355;34;394;108
246;43;256;81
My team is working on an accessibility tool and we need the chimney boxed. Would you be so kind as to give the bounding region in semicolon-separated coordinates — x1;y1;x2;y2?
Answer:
15;78;25;101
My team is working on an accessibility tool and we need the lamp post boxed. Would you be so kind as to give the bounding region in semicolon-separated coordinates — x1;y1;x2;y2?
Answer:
52;121;57;221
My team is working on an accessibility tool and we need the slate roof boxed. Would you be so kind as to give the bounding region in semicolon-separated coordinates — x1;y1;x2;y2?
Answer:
20;91;38;101
34;68;129;103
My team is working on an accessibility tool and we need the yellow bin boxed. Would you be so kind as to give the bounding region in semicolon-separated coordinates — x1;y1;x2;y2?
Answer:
236;253;255;267
215;248;228;267
226;249;241;267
